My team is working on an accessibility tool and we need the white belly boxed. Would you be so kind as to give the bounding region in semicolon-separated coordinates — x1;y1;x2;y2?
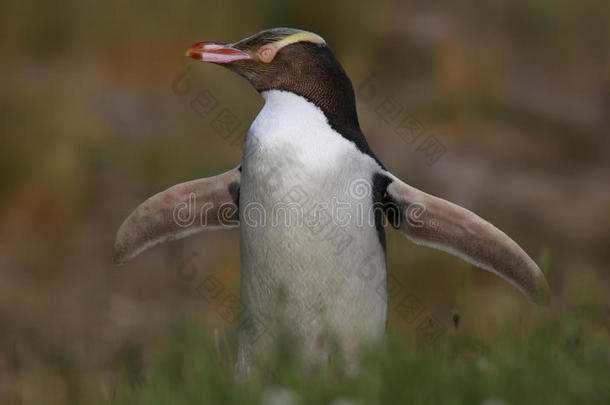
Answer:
237;90;387;373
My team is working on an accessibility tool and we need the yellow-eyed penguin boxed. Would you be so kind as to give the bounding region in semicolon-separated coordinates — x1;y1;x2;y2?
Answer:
114;28;550;376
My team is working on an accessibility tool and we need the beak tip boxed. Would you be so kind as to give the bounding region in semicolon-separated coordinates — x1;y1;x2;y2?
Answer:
185;50;203;60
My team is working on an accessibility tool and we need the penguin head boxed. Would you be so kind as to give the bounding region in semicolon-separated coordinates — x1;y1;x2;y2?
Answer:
186;28;358;127
186;28;326;89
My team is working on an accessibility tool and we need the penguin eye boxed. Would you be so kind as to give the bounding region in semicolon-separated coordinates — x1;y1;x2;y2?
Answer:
257;45;276;63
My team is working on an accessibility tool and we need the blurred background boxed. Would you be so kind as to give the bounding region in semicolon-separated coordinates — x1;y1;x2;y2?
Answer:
1;0;609;403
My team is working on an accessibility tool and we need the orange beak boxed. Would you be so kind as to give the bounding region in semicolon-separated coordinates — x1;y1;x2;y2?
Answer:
185;42;253;64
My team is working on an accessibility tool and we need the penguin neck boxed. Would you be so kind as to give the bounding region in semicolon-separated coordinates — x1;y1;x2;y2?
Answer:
287;70;361;134
251;43;361;134
259;88;383;169
259;79;382;167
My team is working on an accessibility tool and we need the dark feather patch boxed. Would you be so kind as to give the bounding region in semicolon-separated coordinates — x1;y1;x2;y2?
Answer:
228;181;240;206
372;173;402;252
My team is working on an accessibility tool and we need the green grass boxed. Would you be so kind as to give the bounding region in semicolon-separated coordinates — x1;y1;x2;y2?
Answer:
5;303;607;405
112;314;609;404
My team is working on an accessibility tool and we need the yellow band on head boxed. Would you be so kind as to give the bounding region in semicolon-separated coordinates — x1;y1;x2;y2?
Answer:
272;31;326;50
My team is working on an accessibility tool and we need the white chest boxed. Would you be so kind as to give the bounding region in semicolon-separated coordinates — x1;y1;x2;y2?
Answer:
236;90;388;370
240;90;383;263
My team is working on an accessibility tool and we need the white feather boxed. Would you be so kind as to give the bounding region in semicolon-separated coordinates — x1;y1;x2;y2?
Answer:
236;90;387;374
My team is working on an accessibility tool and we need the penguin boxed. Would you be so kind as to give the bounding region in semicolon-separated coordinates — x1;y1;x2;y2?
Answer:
114;28;550;376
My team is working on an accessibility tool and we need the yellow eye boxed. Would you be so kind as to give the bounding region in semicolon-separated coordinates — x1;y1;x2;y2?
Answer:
258;45;276;63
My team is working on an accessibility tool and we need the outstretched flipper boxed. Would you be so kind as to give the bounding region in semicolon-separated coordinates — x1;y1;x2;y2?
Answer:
114;166;241;265
382;171;550;303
